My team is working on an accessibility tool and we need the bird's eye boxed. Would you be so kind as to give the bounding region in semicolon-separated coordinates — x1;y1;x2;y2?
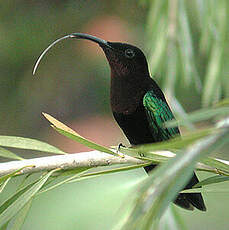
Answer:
124;49;135;58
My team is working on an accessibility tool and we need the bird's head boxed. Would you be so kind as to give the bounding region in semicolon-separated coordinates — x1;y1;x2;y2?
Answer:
100;41;149;78
33;33;150;79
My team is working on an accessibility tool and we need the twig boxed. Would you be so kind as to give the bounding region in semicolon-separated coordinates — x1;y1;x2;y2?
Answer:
0;149;228;177
0;151;145;177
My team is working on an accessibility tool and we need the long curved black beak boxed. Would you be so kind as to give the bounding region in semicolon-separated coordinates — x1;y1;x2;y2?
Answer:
33;33;111;75
70;33;110;47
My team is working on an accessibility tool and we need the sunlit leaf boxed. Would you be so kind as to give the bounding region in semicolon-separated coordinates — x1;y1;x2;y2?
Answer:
193;175;229;188
0;136;66;155
42;112;120;157
118;127;215;158
0;178;11;193
201;157;229;175
181;188;229;193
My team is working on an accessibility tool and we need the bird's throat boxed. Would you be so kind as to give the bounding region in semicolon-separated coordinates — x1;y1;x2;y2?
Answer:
110;74;147;115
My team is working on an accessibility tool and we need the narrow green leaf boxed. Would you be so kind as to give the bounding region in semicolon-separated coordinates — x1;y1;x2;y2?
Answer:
193;175;229;188
38;168;89;194
0;147;24;160
67;163;150;184
0;166;35;193
39;163;149;195
169;205;188;230
178;0;201;89
0;181;36;215
181;188;229;193
66;175;100;183
165;106;229;128
0;136;66;155
10;199;33;230
118;127;215;157
0;170;57;227
0;221;9;230
159;206;188;230
51;167;89;177
202;2;226;107
0;178;11;193
119;129;228;230
201;157;229;175
16;174;33;192
39;174;96;194
42;112;120;157
214;98;229;108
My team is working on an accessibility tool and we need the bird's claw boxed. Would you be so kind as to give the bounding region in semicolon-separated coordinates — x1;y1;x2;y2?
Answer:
116;143;125;158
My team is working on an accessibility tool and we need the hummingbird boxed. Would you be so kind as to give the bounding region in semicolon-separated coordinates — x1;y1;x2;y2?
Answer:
33;33;206;211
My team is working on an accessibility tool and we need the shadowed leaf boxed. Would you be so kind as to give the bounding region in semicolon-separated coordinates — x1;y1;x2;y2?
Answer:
0;169;57;227
10;199;33;230
42;112;120;157
165;106;229;128
0;147;24;160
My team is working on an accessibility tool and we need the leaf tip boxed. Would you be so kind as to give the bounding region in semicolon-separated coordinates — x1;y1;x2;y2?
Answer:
42;112;48;118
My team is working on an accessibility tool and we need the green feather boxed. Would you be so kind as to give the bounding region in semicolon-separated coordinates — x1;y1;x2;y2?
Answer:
143;90;179;140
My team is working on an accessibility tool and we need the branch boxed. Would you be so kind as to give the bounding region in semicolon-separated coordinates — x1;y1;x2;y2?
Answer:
1;150;227;177
0;151;145;177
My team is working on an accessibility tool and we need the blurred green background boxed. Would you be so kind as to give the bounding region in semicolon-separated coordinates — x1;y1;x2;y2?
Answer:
0;0;229;229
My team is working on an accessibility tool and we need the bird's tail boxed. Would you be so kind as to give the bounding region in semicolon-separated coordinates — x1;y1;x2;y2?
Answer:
144;165;206;211
174;173;206;211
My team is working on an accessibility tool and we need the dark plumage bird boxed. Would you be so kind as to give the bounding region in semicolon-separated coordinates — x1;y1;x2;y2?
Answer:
33;33;206;211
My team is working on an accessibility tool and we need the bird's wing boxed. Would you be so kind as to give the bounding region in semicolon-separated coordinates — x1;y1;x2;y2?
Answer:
143;90;180;140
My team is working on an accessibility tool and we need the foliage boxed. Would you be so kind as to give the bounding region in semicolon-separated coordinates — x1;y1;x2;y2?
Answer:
0;105;229;229
146;0;229;108
0;0;229;229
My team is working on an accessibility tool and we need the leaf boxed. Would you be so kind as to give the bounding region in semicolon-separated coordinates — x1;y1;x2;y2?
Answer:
201;157;229;175
42;112;120;157
0;221;9;230
159;206;188;230
0;178;11;193
0;147;24;160
118;127;215;158
38;163;149;195
0;166;35;193
50;167;90;177
0;181;36;215
165;106;229;128
214;98;229;108
118;128;228;230
193;175;229;188
181;188;229;194
37;168;89;194
67;163;150;184
0;169;57;227
10;199;33;230
0;136;66;155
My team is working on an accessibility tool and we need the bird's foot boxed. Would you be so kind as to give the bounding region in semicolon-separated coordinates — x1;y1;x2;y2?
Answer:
116;143;125;158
